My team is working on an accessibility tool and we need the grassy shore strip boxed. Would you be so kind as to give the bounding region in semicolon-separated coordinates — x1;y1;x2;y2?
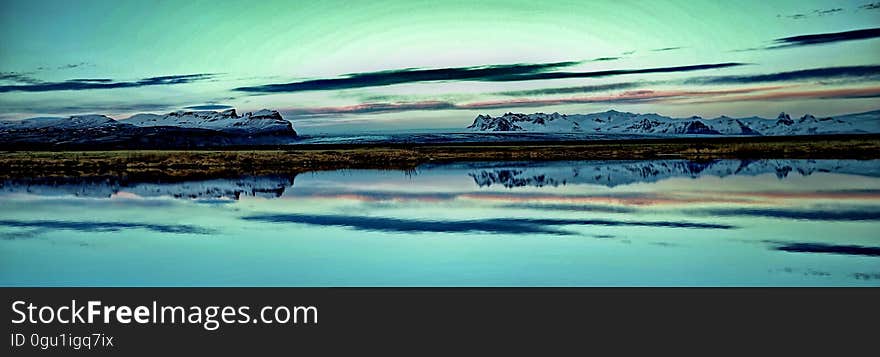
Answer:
1;134;878;180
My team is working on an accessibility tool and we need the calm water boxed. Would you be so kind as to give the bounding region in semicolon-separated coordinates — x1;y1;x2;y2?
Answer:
1;159;879;286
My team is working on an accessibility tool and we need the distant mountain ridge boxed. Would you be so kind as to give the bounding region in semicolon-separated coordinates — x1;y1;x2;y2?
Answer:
467;109;880;136
0;109;297;148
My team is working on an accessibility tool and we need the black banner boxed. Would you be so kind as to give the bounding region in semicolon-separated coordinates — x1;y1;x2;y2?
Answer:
3;288;878;354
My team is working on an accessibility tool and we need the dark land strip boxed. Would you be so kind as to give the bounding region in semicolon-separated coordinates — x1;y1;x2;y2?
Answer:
1;134;878;181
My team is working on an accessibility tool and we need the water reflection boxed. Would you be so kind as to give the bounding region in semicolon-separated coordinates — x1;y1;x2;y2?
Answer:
1;159;878;286
1;175;295;200
242;213;734;235
0;219;214;236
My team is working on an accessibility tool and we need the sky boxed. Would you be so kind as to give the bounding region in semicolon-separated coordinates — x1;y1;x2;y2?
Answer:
1;0;879;133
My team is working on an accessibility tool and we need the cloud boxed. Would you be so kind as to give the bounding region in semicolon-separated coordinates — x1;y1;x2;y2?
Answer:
282;85;785;116
235;62;745;93
242;213;734;235
284;101;456;116
0;72;41;84
0;73;218;93
68;78;113;83
778;8;843;19
1;102;179;115
861;2;880;10
457;86;785;109
57;62;91;70
686;86;880;103
769;242;880;257
0;219;213;235
768;27;880;49
853;272;880;280
651;47;684;52
816;8;844;15
235;61;582;93
592;57;621;61
477;63;746;82
684;65;880;85
496;82;646;96
1;63;97;86
33;62;93;71
184;104;234;110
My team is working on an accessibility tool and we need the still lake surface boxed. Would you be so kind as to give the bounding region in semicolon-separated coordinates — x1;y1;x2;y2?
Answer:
1;159;879;286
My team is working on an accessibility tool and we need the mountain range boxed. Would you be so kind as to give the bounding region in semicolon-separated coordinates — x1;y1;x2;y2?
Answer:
467;109;880;136
2;107;879;149
0;109;297;148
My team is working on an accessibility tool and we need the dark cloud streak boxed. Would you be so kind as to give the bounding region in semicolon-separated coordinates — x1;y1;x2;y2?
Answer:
68;78;113;83
592;57;621;61
235;61;582;93
768;28;880;48
778;8;843;19
497;82;645;96
235;62;745;93
184;104;234;110
285;101;456;116
481;63;745;82
651;47;683;52
0;72;41;84
284;85;784;116
684;65;880;84
0;73;218;93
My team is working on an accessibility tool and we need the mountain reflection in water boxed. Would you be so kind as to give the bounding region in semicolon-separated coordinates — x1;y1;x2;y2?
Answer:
1;159;878;286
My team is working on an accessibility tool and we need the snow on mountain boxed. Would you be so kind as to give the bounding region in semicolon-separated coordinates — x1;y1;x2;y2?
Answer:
467;109;880;136
1;114;124;130
124;109;295;135
1;109;295;136
0;108;298;148
467;112;577;132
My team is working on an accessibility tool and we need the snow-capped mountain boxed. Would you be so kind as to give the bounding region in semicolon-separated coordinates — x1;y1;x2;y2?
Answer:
0;114;119;130
0;108;297;148
467;109;880;136
124;109;294;135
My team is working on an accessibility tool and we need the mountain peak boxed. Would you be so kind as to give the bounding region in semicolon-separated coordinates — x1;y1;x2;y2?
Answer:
246;109;283;120
799;114;816;123
776;112;794;125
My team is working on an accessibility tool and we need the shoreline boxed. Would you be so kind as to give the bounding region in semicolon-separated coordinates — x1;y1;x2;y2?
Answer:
1;134;878;180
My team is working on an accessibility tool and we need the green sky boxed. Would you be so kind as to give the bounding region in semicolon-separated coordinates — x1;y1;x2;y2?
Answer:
1;0;878;133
